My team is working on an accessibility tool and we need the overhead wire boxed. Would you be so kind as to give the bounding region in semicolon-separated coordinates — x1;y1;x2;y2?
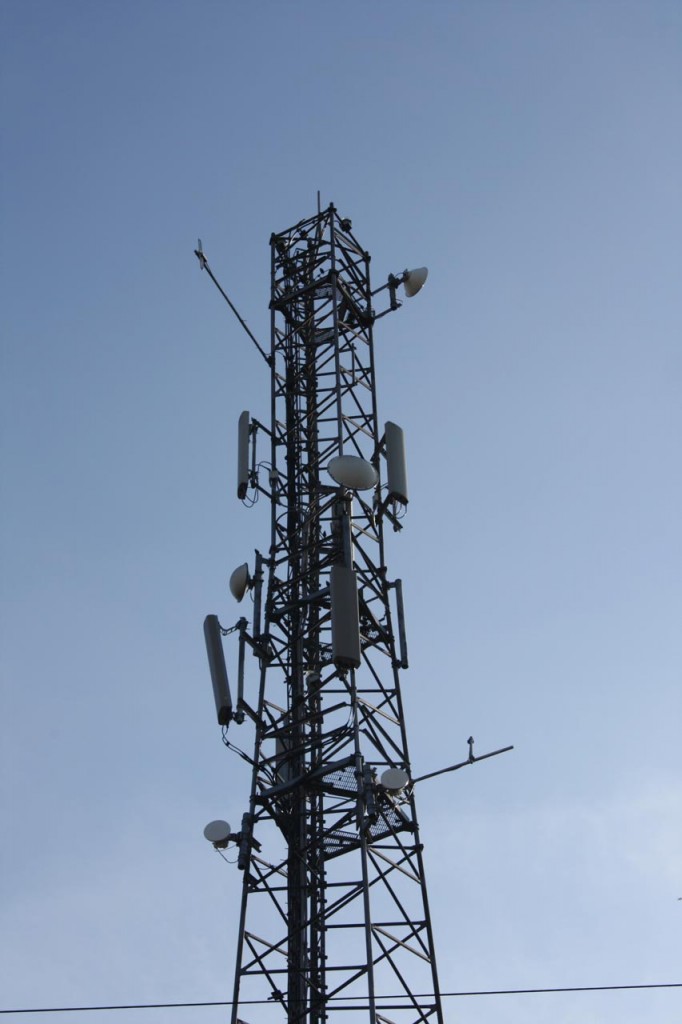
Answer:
1;982;680;1014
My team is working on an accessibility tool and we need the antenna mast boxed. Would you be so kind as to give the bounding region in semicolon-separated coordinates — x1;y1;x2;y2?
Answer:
202;204;443;1024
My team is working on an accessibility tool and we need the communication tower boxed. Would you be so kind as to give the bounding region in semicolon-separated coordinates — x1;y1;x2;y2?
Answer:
198;204;488;1024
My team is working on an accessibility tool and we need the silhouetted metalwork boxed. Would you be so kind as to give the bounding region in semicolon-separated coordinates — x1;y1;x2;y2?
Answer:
202;205;444;1024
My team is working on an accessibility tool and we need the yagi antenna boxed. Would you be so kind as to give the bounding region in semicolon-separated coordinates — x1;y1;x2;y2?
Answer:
194;240;270;366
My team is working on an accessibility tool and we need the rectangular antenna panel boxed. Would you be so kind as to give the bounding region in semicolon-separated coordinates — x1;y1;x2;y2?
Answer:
330;565;361;669
237;410;250;499
385;421;408;504
203;614;233;725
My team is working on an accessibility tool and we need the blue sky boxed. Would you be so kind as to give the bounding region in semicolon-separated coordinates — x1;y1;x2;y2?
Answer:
1;2;681;1022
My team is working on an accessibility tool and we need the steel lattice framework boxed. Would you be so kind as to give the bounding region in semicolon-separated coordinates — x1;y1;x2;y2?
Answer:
204;205;444;1024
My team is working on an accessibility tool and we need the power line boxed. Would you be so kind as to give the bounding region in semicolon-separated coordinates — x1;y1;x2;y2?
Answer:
1;982;680;1014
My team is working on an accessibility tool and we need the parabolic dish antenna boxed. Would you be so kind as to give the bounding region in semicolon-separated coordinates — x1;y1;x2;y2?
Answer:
229;563;250;602
403;266;428;298
203;819;232;846
381;768;410;794
328;454;378;491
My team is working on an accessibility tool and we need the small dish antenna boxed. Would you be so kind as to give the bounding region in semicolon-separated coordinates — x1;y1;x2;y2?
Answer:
381;768;410;794
229;563;251;602
328;455;378;491
203;819;232;848
402;267;428;298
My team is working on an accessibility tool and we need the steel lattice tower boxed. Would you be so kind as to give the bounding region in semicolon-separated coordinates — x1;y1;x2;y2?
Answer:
201;204;444;1024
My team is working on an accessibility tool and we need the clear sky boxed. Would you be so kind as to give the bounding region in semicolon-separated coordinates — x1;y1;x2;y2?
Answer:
1;2;680;1023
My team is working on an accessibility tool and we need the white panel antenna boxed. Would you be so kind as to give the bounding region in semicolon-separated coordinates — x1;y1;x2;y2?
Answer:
385;421;408;504
330;565;361;669
203;614;232;725
237;411;250;499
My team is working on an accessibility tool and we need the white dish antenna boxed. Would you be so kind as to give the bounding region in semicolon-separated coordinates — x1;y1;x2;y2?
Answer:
229;562;251;602
402;266;428;298
381;768;410;794
328;454;378;491
203;819;232;847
